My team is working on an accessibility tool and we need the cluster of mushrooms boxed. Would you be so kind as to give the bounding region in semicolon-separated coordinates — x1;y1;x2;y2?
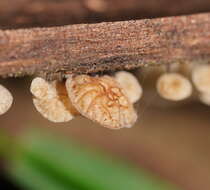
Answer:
0;63;210;129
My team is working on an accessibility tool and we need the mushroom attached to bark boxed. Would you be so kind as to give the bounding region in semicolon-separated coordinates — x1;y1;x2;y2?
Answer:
192;64;210;94
0;85;13;115
115;71;143;104
30;77;78;123
66;75;137;129
156;73;192;101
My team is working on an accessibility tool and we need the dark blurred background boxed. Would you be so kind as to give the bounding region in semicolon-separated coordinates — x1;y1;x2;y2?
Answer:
1;0;210;29
1;1;210;190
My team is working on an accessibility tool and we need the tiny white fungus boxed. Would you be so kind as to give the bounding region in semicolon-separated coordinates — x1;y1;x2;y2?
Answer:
115;71;143;104
30;77;53;99
66;75;137;129
192;64;210;94
0;84;13;115
157;73;192;101
199;93;210;106
30;77;78;123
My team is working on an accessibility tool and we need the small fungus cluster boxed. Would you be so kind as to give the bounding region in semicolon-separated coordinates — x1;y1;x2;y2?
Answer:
1;63;210;129
155;63;210;105
31;71;141;129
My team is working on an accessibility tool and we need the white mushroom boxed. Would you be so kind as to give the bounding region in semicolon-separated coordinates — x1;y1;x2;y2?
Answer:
115;71;143;104
192;64;210;94
0;85;13;115
30;77;52;99
66;75;137;129
156;73;192;101
198;93;210;106
31;77;78;123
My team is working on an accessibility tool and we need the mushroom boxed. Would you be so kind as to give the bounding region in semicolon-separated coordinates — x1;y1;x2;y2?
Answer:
0;84;13;115
198;93;210;106
30;77;78;123
156;73;192;101
191;64;210;94
115;71;143;104
66;75;137;129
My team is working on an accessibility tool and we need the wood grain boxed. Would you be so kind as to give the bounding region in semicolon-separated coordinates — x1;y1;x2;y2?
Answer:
0;13;210;80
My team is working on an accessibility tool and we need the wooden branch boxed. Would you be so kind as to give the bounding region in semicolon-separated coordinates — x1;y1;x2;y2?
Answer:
0;13;210;80
1;0;210;29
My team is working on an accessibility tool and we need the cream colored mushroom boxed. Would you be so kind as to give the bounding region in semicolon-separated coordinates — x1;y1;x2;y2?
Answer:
199;93;210;106
156;73;192;101
30;77;52;99
31;77;78;123
66;75;137;129
0;85;13;115
192;64;210;94
115;71;143;104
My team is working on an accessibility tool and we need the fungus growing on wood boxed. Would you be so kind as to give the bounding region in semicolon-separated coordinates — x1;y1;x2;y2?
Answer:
115;71;143;104
156;73;192;101
192;64;210;94
66;75;137;129
30;77;78;123
0;85;13;115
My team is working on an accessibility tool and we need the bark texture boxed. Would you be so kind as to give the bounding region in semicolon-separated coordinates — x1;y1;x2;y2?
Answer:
0;13;210;80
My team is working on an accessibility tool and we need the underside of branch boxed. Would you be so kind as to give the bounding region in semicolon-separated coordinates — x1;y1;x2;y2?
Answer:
0;13;210;80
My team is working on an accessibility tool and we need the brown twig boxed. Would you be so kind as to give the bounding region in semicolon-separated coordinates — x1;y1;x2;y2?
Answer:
0;13;210;80
1;0;210;29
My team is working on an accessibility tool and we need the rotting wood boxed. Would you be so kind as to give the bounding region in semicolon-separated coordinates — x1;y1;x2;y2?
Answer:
0;13;210;80
1;0;210;29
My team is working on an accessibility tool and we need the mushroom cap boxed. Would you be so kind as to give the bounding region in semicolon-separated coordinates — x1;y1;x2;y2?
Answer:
30;77;56;99
115;71;143;104
66;75;137;129
192;64;210;94
0;85;13;115
31;77;77;123
199;93;210;106
157;73;192;101
33;97;74;123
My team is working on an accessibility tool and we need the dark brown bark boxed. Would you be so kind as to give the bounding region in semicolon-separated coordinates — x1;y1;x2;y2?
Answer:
1;0;210;29
0;13;210;80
